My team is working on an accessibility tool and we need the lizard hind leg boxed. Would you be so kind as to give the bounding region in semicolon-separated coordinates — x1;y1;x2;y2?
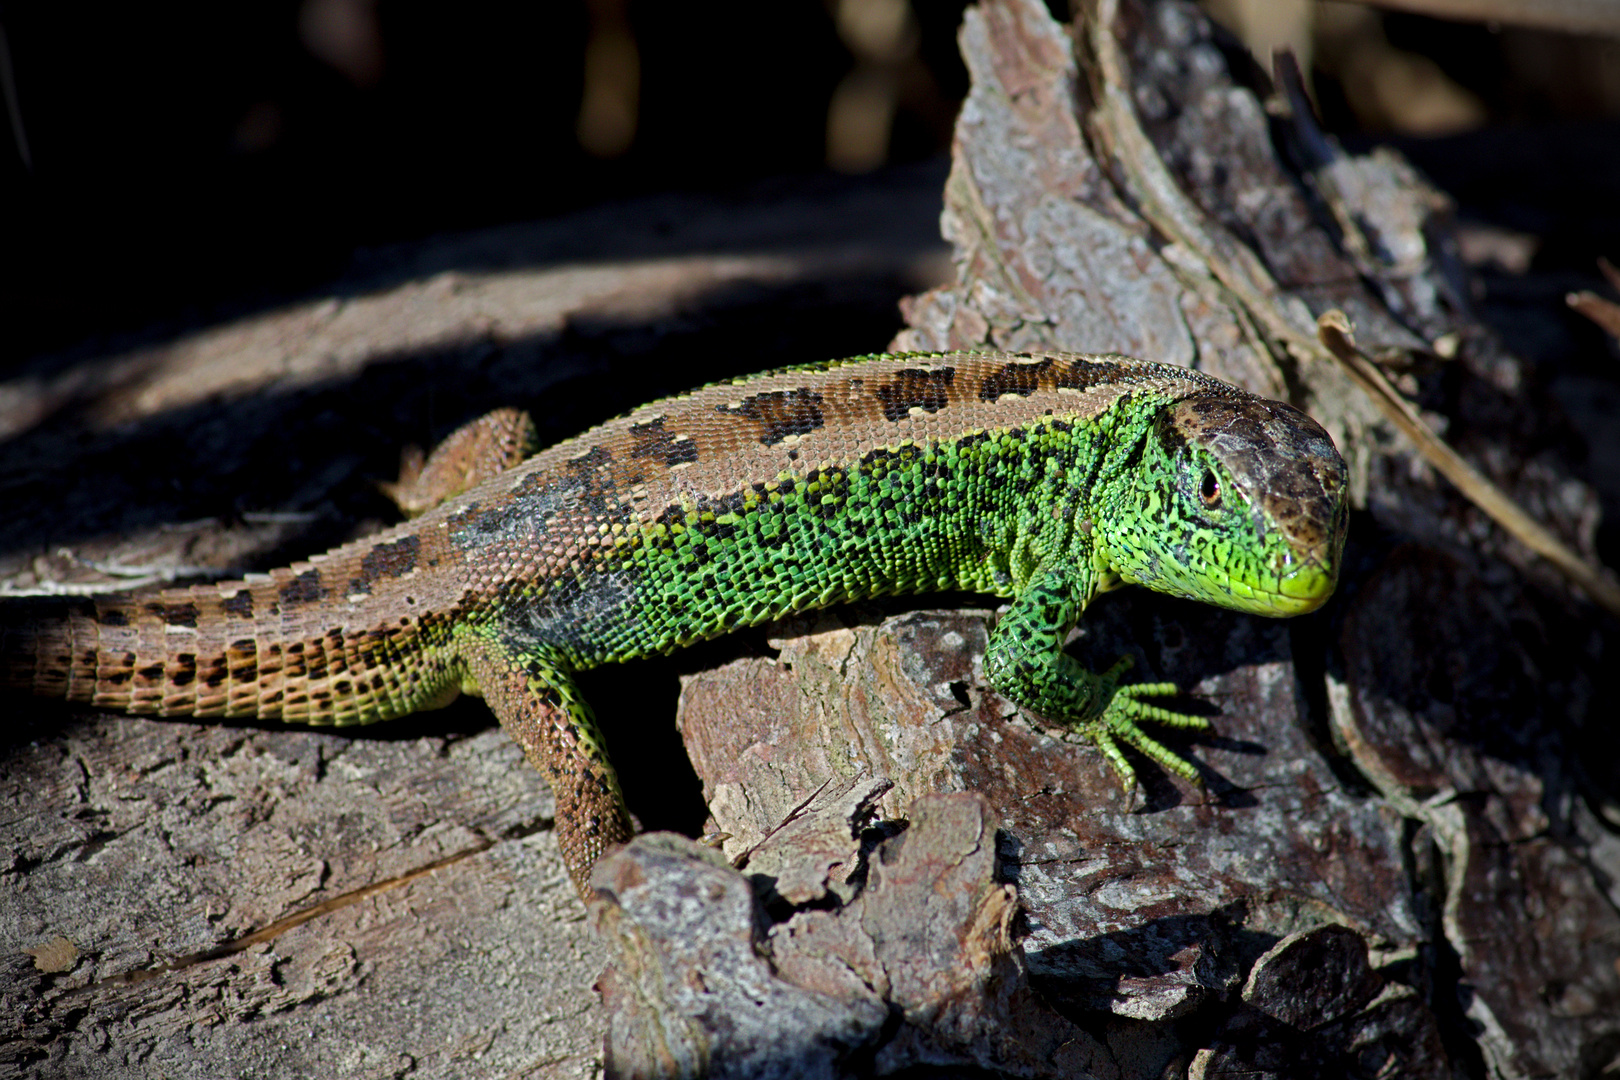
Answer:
460;635;633;899
381;407;540;517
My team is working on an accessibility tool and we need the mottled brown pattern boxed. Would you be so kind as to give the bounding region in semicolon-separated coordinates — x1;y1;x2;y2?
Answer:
977;355;1054;400
351;536;421;596
279;569;327;607
1167;393;1346;558
155;601;200;628
523;352;1225;510
627;416;700;466
2;510;478;727
1054;354;1137;391
875;366;957;421
714;388;827;445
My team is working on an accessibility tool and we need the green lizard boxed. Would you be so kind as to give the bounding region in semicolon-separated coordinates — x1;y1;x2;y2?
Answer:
1;351;1348;896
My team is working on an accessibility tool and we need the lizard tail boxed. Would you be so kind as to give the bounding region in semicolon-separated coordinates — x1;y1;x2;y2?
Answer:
0;575;463;724
1;596;99;703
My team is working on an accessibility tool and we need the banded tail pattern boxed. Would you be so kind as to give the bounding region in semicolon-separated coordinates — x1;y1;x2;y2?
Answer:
1;539;467;726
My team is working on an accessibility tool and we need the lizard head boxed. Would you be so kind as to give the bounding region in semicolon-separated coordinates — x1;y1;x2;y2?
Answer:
1096;391;1349;616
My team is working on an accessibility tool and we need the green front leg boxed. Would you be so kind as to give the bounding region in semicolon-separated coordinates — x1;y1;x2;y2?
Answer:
984;565;1210;787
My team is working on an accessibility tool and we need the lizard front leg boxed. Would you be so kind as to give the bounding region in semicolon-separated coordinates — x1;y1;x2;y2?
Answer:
460;634;633;897
984;565;1211;788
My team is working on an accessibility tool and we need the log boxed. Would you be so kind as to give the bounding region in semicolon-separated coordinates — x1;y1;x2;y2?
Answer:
6;0;1619;1074
0;166;950;1079
594;0;1620;1077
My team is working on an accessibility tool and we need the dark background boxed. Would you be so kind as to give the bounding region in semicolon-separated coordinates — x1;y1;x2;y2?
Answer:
3;0;1619;367
1;0;976;362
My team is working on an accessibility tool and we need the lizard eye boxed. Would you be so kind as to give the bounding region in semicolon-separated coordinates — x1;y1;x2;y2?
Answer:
1199;470;1221;507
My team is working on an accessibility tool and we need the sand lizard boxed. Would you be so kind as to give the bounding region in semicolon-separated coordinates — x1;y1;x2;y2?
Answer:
1;351;1349;895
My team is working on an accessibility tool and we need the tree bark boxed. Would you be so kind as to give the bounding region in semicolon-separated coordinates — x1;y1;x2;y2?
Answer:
599;1;1620;1077
0;168;949;1080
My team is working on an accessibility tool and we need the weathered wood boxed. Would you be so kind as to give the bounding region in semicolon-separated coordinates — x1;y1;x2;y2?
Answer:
0;169;950;1079
595;791;1120;1079
2;713;605;1079
592;0;1620;1076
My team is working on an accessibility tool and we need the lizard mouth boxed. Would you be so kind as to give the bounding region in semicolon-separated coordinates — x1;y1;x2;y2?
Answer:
1214;548;1339;617
1264;564;1337;613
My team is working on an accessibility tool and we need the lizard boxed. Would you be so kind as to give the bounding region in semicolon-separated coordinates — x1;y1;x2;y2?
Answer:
1;351;1349;898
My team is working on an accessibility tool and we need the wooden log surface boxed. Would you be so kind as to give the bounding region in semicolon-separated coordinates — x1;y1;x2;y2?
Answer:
3;714;603;1079
0;167;951;1079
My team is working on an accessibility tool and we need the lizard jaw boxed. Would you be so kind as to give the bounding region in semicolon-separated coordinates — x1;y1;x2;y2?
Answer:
1214;557;1338;616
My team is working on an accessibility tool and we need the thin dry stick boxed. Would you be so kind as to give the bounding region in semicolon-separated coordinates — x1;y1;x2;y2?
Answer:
1566;289;1620;341
1351;0;1620;38
1083;0;1620;618
1565;257;1620;341
1318;313;1620;617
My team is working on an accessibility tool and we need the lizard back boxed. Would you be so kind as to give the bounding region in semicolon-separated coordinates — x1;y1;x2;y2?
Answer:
434;352;1240;664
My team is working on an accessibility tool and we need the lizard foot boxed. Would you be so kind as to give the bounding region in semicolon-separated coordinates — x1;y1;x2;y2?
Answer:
1073;656;1212;789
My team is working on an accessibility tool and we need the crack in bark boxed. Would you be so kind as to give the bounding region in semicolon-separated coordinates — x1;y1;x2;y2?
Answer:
56;835;506;999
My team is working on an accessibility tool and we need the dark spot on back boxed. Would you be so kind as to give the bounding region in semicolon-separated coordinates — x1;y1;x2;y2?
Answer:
170;654;197;686
875;367;955;422
565;444;613;476
97;608;129;627
978;357;1053;400
715;388;826;445
562;445;621;512
1053;357;1118;391
280;569;327;607
350;535;421;595
138;601;199;628
222;590;254;618
628;416;701;466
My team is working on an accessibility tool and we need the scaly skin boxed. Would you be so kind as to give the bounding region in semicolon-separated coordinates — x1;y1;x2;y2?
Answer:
0;352;1349;896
